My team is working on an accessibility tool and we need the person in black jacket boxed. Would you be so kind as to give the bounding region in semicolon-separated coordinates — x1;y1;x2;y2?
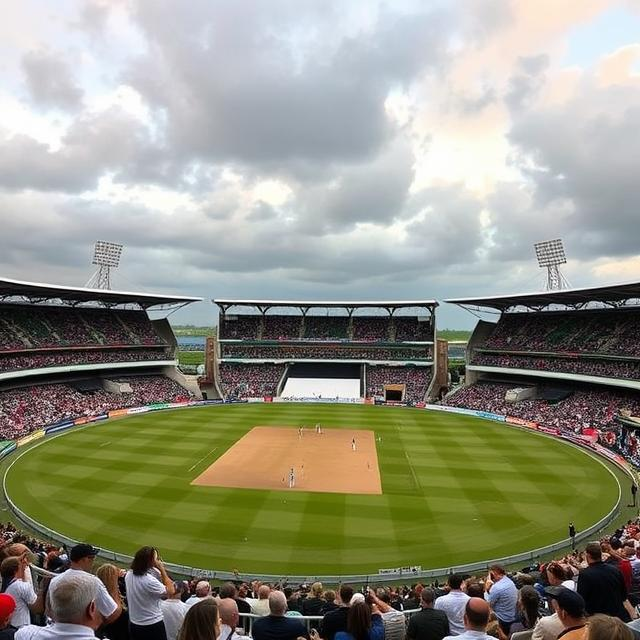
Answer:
321;585;354;640
577;542;635;622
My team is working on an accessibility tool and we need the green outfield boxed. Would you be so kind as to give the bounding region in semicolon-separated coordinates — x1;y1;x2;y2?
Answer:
4;404;621;576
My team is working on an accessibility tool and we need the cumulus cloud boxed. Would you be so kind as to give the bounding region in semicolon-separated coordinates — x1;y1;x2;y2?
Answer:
21;49;83;110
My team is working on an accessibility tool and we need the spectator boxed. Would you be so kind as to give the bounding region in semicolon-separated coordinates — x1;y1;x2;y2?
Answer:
587;614;634;640
321;584;354;640
321;591;339;615
186;582;212;608
302;583;325;618
546;562;575;591
95;564;129;640
177;598;220;640
577;542;633;621
434;574;469;636
544;587;587;640
15;571;101;640
217;598;250;640
334;601;383;640
484;565;518;635
125;546;175;640
250;585;272;617
442;598;492;640
161;582;190;640
0;557;43;628
0;594;16;640
251;591;308;640
406;588;449;640
51;544;121;629
507;585;541;637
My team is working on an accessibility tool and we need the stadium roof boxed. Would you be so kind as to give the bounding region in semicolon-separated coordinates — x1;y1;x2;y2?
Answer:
0;277;202;309
213;299;438;313
446;280;640;311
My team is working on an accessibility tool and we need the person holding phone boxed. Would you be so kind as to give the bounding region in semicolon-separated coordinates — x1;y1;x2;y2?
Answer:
483;565;517;635
125;546;175;640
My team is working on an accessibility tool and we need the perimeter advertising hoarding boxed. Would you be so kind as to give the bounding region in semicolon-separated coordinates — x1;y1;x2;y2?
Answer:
506;416;538;430
16;430;45;447
0;442;16;459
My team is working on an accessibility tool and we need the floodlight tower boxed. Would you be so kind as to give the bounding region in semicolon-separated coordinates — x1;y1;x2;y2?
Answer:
86;241;123;290
534;238;569;291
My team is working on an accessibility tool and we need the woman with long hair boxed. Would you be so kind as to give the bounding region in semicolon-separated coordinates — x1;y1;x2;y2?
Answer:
335;601;383;640
125;546;175;640
96;563;130;640
505;586;541;639
177;598;220;640
0;554;44;628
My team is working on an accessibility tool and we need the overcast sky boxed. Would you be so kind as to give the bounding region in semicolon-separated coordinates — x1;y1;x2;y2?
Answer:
1;1;639;328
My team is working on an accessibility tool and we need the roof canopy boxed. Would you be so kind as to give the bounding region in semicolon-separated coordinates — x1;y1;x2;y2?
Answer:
0;277;202;310
213;299;438;314
446;281;640;312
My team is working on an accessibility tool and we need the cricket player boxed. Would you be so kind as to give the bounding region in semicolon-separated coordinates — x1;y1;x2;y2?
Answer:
351;437;356;451
289;467;295;488
315;423;322;434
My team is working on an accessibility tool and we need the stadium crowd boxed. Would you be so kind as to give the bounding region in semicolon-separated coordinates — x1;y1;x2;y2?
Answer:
0;376;193;439
443;382;640;454
0;521;639;640
366;367;432;405
218;364;285;400
0;306;164;352
472;353;640;381
220;316;432;343
483;309;640;357
0;348;171;374
221;345;431;361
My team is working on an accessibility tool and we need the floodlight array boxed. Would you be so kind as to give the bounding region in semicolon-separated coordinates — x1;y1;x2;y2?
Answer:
534;239;566;267
92;241;123;268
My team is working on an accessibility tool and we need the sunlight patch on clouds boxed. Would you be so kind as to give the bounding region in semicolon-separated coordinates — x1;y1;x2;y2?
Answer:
252;180;292;207
90;174;198;215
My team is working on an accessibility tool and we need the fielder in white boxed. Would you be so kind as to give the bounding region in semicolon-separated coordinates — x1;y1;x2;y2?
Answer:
351;437;356;451
289;467;295;488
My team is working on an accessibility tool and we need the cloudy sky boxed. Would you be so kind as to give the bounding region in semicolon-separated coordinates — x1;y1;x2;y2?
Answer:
1;1;639;328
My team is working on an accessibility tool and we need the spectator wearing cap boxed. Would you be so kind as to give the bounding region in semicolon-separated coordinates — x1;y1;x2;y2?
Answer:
16;571;101;639
434;574;469;636
577;542;635;621
50;543;121;627
0;593;17;639
544;587;586;640
125;546;175;640
442;597;492;640
321;584;354;640
483;565;518;634
0;556;44;628
406;588;449;640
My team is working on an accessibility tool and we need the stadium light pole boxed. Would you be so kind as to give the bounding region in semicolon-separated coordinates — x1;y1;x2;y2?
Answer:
534;239;569;291
85;241;123;290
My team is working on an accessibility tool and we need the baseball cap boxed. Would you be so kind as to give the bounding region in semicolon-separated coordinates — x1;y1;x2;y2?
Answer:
544;586;585;617
69;544;100;562
0;594;16;619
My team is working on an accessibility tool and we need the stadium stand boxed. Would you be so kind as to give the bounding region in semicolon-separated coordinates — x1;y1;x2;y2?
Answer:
447;283;640;389
0;278;201;440
213;300;438;403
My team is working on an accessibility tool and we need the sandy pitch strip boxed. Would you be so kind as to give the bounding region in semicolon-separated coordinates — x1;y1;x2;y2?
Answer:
191;426;382;495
